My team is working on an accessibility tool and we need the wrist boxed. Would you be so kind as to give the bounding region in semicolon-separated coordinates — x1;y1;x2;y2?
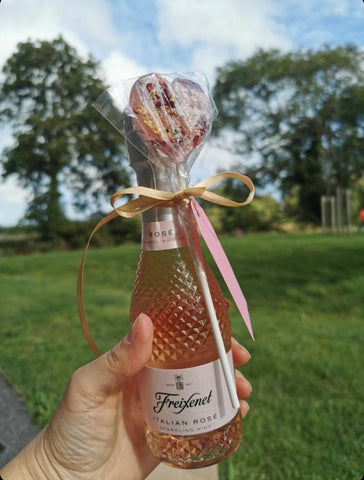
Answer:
1;429;63;480
1;441;36;480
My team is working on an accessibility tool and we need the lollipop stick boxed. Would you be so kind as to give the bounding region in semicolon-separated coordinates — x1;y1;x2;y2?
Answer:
179;204;240;410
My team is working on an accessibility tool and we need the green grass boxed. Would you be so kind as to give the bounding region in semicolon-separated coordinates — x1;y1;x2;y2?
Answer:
1;233;363;479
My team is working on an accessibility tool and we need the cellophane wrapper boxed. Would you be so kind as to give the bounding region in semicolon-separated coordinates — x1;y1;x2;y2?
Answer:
93;72;217;185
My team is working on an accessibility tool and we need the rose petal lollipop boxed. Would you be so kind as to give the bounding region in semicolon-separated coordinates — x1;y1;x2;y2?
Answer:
172;77;211;149
129;73;212;165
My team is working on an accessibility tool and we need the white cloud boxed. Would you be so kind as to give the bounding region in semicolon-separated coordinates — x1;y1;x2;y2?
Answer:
322;0;354;17
278;0;364;23
0;177;27;206
1;1;81;66
0;131;27;225
0;0;130;68
0;178;27;226
156;0;291;78
191;143;240;184
102;51;147;86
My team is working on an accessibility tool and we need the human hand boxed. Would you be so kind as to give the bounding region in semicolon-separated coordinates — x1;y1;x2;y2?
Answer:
2;314;252;480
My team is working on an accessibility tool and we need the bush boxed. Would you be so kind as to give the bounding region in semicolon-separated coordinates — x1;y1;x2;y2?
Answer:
0;227;40;256
220;194;281;233
58;216;141;250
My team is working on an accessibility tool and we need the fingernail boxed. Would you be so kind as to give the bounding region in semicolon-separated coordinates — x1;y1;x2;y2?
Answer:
236;370;253;393
239;344;251;360
235;369;245;380
241;400;250;418
232;338;251;359
127;314;142;343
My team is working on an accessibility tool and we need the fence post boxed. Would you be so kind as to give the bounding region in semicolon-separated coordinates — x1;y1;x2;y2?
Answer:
330;196;336;234
321;196;327;232
346;189;352;234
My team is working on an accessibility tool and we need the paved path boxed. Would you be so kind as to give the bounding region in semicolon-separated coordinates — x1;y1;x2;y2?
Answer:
0;374;218;479
148;464;218;479
0;374;40;468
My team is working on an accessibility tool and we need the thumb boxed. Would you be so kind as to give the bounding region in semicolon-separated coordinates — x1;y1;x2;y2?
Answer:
73;313;154;398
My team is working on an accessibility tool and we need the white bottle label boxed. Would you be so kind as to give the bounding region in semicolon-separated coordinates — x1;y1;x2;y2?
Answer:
142;220;188;251
138;350;238;436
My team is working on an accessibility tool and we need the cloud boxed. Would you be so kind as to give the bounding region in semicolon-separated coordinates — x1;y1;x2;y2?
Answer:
0;178;27;226
102;51;147;86
321;0;361;18
0;131;27;225
0;0;132;68
156;0;291;78
191;143;241;184
1;1;82;66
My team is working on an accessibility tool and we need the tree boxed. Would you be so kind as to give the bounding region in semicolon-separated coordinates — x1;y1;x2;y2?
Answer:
0;37;130;244
211;177;280;233
213;45;364;223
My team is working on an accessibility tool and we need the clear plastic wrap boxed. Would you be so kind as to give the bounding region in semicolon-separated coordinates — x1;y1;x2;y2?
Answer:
93;72;217;180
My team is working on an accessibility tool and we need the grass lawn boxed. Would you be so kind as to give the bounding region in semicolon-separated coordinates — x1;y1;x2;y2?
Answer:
1;233;363;479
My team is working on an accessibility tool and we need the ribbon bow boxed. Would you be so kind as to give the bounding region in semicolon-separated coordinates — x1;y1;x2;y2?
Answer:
109;171;254;217
78;171;255;357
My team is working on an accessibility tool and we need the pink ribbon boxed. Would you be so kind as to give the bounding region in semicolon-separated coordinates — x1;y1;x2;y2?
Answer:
190;199;254;341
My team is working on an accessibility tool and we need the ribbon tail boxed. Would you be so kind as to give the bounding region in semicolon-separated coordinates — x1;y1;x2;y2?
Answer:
190;199;254;341
77;210;120;357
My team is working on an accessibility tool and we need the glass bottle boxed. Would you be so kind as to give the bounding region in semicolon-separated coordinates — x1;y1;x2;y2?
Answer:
128;133;242;469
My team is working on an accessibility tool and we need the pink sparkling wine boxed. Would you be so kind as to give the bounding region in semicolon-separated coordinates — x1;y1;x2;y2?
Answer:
130;210;242;468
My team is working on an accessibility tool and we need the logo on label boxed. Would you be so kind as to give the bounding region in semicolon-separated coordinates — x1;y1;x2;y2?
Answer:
153;391;213;414
175;374;184;390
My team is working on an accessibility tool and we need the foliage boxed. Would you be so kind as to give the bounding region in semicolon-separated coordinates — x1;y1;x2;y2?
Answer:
0;234;363;478
0;37;129;246
223;194;281;233
213;45;364;224
0;217;141;255
213;178;281;232
0;227;39;256
281;185;300;222
58;215;141;250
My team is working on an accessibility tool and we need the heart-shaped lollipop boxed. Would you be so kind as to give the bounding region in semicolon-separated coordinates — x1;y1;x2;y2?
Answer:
129;73;212;164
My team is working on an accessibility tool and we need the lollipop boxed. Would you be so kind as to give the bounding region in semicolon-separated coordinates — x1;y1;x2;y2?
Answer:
129;73;212;164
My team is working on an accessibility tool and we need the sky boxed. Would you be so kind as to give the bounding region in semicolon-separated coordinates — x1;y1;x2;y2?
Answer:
0;0;363;226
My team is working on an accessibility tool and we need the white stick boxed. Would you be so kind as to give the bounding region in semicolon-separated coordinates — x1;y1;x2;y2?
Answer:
179;205;240;410
195;265;240;410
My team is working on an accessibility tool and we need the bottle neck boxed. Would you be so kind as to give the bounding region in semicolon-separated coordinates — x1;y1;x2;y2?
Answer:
135;163;190;252
132;158;189;223
126;137;190;248
126;127;190;223
141;205;189;252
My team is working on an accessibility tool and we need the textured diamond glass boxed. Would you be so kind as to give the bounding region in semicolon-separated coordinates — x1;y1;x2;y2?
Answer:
131;246;242;467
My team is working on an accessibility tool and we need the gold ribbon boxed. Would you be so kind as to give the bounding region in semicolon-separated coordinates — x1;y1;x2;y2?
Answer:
78;171;254;357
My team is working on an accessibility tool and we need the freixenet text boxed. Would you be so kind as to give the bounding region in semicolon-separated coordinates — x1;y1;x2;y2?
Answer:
153;391;213;414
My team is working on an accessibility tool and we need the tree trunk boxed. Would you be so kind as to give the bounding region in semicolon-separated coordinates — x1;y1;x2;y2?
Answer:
44;169;64;247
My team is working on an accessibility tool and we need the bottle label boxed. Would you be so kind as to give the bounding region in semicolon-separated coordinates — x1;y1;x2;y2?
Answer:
142;220;188;251
138;350;238;436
